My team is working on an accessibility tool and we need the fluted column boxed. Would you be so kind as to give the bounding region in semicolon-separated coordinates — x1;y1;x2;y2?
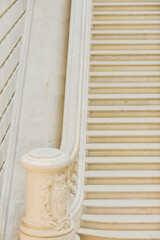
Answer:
19;148;75;240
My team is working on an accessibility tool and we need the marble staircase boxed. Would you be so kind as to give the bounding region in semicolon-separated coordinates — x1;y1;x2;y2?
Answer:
78;1;160;239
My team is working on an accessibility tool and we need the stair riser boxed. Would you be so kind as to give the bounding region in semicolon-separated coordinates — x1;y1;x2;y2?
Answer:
92;25;160;31
90;76;160;83
89;88;160;94
87;136;160;143
90;66;160;72
92;34;160;40
91;55;160;61
86;192;160;199
87;150;160;157
87;163;160;171
88;123;160;130
89;99;160;106
93;15;160;21
92;44;160;50
86;178;160;185
81;221;160;230
88;111;160;118
93;6;160;11
84;206;160;215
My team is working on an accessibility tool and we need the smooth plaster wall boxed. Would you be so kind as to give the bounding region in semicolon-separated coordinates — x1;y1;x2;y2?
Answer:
5;0;71;239
0;0;27;196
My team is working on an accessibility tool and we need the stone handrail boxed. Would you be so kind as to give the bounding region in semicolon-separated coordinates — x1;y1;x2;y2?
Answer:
19;0;91;239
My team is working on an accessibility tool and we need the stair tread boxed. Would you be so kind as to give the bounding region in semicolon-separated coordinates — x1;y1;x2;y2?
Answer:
91;50;160;54
82;214;160;222
84;199;160;207
90;61;160;65
87;118;160;123
92;21;160;24
88;106;160;111
91;30;160;34
86;143;160;149
93;2;160;6
90;72;160;76
82;2;160;238
93;11;160;15
78;228;160;238
85;185;160;192
86;157;160;163
87;130;160;136
91;40;160;44
89;82;160;87
88;94;160;99
85;171;160;178
88;106;160;112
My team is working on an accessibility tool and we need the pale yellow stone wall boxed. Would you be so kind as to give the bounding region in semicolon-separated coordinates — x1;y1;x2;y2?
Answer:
0;0;27;195
3;1;71;239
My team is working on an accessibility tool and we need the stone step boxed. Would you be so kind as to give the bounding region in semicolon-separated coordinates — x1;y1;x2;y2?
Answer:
88;106;160;111
93;12;160;22
87;118;160;123
93;11;160;15
85;171;160;184
92;3;160;12
90;62;160;72
87;119;160;130
87;131;160;143
86;157;160;170
85;171;160;178
87;130;160;136
85;185;160;192
88;94;160;105
85;185;160;199
91;40;160;44
83;199;160;215
91;40;160;50
91;30;160;40
91;30;160;35
84;199;160;208
89;82;160;87
81;214;160;230
92;22;160;31
93;3;160;6
90;61;160;65
83;202;160;215
78;228;160;240
88;110;160;118
86;157;160;163
91;40;160;49
86;143;160;149
92;21;160;24
90;72;160;77
90;50;160;54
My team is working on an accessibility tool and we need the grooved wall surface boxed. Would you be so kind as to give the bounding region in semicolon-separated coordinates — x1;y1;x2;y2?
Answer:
0;0;27;194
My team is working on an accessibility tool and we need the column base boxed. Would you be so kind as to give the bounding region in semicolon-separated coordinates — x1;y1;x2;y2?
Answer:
19;224;75;240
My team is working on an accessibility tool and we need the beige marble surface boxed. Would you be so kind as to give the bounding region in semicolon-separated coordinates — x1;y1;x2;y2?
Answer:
4;0;71;239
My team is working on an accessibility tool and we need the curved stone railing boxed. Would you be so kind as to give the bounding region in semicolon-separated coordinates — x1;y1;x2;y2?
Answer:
19;0;91;239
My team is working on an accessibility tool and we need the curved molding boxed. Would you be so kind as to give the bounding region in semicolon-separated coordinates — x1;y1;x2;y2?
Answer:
60;0;91;226
0;1;35;238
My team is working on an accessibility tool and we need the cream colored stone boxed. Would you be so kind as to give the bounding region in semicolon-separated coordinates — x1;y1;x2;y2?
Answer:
19;148;75;240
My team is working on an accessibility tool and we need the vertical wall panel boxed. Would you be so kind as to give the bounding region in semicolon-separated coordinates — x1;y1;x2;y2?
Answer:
0;0;27;195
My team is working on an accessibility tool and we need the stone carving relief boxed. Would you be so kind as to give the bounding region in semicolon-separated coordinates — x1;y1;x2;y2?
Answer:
42;168;71;231
69;155;79;199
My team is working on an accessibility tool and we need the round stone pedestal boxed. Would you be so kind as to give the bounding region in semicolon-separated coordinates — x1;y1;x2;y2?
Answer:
19;148;75;240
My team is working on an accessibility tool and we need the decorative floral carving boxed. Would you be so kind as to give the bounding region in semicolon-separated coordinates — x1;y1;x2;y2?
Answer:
69;156;79;197
42;168;71;231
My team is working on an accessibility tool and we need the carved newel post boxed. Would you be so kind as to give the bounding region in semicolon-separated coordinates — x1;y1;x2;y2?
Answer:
19;148;75;240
